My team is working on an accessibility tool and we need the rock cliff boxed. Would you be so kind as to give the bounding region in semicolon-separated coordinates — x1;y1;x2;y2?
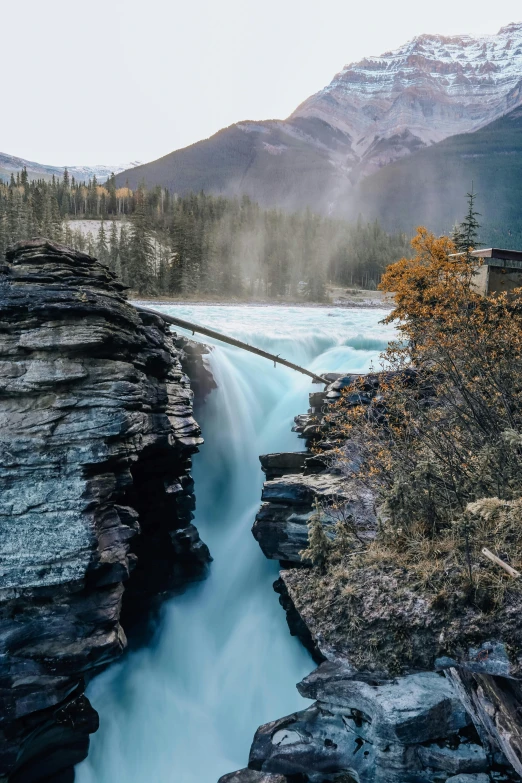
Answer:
221;375;522;783
0;239;210;782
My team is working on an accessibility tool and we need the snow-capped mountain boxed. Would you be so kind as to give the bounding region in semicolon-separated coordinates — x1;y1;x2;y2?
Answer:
116;22;522;211
0;153;142;184
292;22;522;172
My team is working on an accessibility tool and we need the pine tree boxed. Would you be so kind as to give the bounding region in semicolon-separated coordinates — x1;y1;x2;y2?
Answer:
97;219;109;265
454;186;481;257
128;192;155;294
108;220;119;273
118;223;130;284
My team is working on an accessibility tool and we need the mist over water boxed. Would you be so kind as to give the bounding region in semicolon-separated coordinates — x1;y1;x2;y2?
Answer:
75;305;394;783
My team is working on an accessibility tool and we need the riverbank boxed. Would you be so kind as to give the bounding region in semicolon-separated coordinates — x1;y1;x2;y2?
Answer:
130;287;392;310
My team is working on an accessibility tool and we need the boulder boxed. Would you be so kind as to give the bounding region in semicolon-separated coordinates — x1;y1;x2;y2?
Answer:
249;662;474;783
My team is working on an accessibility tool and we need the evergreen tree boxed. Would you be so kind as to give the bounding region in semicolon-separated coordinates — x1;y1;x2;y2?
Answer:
128;192;155;294
109;220;119;273
300;502;331;569
453;186;481;257
97;219;109;265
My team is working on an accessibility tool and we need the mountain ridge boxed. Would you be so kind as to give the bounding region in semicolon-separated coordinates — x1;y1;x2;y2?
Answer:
0;152;142;184
114;21;522;210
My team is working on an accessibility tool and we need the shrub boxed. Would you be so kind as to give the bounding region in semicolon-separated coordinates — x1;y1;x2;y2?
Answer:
325;227;522;599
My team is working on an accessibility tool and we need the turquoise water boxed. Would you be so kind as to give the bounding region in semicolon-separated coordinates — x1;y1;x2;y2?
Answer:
75;305;394;783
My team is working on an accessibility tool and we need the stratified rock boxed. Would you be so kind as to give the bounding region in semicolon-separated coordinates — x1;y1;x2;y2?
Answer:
0;239;210;781
273;578;326;664
249;662;474;783
253;473;375;564
171;332;217;407
259;453;309;481
247;377;521;783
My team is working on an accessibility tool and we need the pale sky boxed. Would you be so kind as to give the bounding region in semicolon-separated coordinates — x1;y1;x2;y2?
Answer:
3;0;521;166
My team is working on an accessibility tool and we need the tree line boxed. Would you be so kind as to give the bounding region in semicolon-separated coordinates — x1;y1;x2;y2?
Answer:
0;169;411;299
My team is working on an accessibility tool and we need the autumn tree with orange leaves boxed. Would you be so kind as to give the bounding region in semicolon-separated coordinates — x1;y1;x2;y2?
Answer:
329;227;522;543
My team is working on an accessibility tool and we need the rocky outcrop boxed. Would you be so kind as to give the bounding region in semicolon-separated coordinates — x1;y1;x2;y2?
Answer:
253;373;381;566
219;374;522;783
218;770;293;783
253;473;375;564
0;239;210;782
249;663;488;783
171;333;216;408
445;669;522;779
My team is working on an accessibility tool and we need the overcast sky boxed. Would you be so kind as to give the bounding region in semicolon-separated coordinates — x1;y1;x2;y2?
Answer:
3;0;521;166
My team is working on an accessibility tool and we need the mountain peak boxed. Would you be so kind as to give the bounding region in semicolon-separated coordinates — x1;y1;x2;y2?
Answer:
291;22;522;168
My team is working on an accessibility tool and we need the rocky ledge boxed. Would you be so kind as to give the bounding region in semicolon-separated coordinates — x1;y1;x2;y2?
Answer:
0;239;211;782
223;374;522;783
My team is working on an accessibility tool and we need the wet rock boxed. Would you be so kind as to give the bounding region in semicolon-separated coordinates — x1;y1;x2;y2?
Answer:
445;668;522;779
417;742;487;774
253;473;375;564
218;769;291;782
260;453;309;481
0;239;210;781
170;332;216;406
249;663;473;783
445;776;491;783
274;578;326;664
297;664;470;744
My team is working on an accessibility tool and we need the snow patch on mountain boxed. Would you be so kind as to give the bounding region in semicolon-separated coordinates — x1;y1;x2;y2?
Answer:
0;153;142;183
292;21;522;168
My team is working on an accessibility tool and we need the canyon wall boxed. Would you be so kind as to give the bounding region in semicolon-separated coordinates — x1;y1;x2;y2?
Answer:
0;239;210;782
221;376;522;783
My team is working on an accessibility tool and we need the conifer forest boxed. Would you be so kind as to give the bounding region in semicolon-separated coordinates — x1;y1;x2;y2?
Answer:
0;169;410;299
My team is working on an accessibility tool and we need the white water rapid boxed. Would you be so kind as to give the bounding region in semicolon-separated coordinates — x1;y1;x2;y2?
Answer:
75;304;394;783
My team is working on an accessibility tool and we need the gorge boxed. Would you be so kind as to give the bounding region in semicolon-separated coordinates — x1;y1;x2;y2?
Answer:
2;244;522;783
74;303;393;783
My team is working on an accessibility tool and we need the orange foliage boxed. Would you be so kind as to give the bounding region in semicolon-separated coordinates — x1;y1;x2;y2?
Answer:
329;227;522;535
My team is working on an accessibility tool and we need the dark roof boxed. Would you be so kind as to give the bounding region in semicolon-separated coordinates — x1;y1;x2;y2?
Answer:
470;248;522;266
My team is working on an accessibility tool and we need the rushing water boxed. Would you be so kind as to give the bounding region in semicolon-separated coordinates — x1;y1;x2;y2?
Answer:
75;304;394;783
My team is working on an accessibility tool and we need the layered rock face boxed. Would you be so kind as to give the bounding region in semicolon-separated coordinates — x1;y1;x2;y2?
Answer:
222;374;522;783
0;239;210;782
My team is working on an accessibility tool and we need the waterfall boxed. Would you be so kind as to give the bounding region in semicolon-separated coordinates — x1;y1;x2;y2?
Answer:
75;305;394;783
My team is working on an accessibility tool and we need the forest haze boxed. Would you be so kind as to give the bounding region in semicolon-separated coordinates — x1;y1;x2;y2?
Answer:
0;171;410;300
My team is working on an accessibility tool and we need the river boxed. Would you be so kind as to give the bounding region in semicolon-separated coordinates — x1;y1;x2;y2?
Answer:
75;304;394;783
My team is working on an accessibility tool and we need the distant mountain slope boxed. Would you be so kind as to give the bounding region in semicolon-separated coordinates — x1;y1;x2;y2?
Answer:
116;22;522;207
115;117;356;212
356;105;522;246
0;152;141;184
